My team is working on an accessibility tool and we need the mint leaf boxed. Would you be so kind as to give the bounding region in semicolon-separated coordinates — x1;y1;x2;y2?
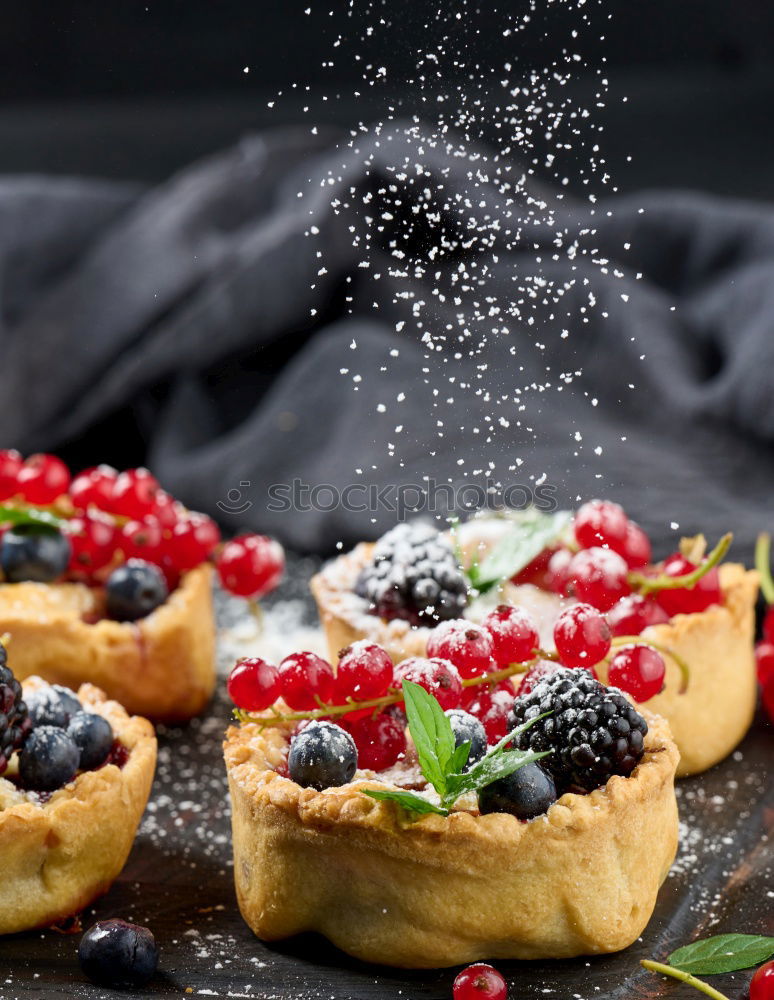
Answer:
443;713;552;803
401;679;455;796
362;788;448;817
668;934;774;975
469;509;571;594
450;740;471;775
0;505;64;531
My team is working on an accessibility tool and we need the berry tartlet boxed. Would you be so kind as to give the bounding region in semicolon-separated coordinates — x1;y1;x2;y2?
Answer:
224;644;679;968
0;453;284;721
311;507;758;776
0;652;156;934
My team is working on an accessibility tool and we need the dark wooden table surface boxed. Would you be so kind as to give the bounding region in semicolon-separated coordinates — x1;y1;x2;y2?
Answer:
2;561;772;1000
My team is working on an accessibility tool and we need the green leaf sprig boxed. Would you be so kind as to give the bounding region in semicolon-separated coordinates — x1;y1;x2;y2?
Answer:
464;509;572;595
642;933;774;999
361;679;550;817
0;504;65;532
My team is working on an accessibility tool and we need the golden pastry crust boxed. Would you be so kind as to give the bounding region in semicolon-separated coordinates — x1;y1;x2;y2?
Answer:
312;547;758;777
596;563;758;777
0;679;156;935
225;712;679;968
0;564;216;721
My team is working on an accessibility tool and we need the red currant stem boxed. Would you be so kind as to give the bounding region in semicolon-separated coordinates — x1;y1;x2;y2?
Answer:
234;652;554;729
754;532;774;605
609;635;691;694
629;533;732;596
246;599;264;635
640;961;730;1000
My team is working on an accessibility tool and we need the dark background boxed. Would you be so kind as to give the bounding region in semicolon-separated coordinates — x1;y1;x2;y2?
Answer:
2;1;774;197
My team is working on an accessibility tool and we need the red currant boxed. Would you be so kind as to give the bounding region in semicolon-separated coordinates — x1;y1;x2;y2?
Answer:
574;499;629;551
554;603;612;668
464;681;515;743
151;489;182;528
394;657;462;710
16;453;70;505
227;657;280;712
482;604;540;665
607;645;666;702
278;652;335;710
0;449;23;501
654;554;722;616
750;960;774;1000
335;641;394;702
618;521;652;569
120;516;163;563
66;512;117;576
426;619;495;678
453;963;508;1000
517;659;561;696
69;464;118;510
763;606;774;644
108;467;160;519
342;711;406;770
755;641;774;688
763;676;774;725
168;512;221;571
216;533;285;599
546;547;573;595
607;594;669;637
567;546;631;611
511;546;556;588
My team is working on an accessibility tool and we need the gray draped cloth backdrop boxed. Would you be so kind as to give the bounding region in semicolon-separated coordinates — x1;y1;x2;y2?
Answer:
1;123;773;557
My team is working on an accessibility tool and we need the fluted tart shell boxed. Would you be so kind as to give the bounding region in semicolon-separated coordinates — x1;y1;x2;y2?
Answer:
225;710;678;968
0;564;216;721
0;679;156;935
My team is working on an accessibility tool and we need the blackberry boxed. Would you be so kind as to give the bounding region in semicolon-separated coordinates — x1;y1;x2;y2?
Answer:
509;667;648;793
354;523;469;626
0;658;32;774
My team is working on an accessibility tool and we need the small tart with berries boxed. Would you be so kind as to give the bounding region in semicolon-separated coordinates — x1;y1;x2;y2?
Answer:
0;565;216;722
311;509;758;776
0;675;156;935
0;454;285;721
225;659;679;969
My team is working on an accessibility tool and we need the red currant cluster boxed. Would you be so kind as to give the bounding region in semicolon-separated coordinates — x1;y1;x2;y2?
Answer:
532;500;723;622
0;451;284;599
229;596;674;771
552;602;667;702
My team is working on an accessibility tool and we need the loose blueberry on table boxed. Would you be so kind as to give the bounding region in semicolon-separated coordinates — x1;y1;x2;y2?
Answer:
78;918;158;989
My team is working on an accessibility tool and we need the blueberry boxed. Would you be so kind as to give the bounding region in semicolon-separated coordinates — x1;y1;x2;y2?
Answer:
0;526;71;583
105;559;169;622
26;685;82;728
445;709;487;769
19;725;80;791
67;712;113;770
478;761;558;820
288;721;358;790
78;918;158;988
